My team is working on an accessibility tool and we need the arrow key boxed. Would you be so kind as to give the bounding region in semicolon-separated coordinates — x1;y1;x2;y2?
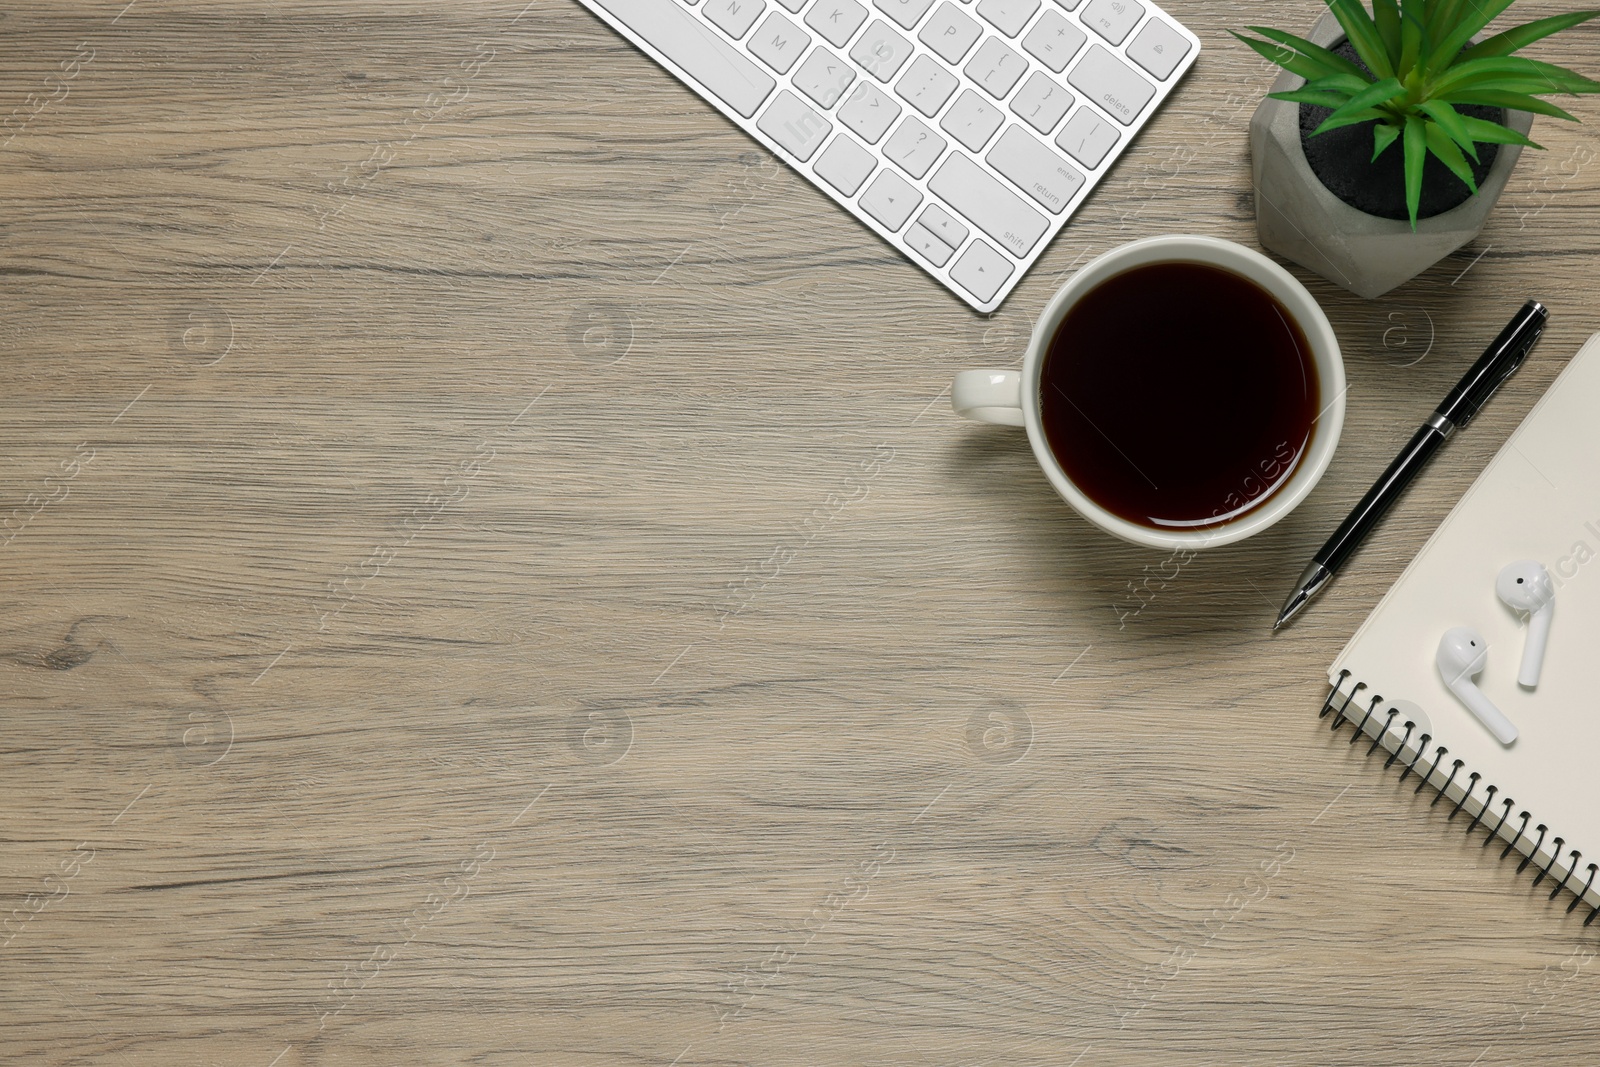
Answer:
905;222;955;266
949;238;1012;302
859;169;922;231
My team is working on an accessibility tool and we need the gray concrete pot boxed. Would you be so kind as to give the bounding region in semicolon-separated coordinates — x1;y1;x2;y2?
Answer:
1249;11;1534;299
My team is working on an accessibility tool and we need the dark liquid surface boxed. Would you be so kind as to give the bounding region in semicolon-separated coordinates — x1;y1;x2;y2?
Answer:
1039;261;1318;530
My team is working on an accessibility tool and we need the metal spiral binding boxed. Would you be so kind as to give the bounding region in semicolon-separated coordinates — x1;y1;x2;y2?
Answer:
1349;694;1383;746
1502;812;1531;860
1418;745;1449;795
1318;680;1600;925
1550;851;1579;900
1432;760;1463;809
1534;839;1564;888
1367;708;1399;759
1384;719;1415;770
1447;772;1480;821
1518;825;1547;875
1466;784;1496;835
1399;731;1431;783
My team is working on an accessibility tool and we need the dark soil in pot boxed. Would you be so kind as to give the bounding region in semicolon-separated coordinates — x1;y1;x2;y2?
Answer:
1298;40;1505;221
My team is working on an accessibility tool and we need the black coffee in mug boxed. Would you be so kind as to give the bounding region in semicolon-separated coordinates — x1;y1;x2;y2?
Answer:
1038;261;1320;531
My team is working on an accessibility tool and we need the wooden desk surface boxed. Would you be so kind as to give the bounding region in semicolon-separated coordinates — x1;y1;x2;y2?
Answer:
4;1;1599;1063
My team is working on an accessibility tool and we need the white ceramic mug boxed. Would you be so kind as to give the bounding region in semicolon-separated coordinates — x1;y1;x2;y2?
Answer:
952;235;1345;551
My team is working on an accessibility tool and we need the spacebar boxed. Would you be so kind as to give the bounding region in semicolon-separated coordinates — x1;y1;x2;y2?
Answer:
588;0;776;118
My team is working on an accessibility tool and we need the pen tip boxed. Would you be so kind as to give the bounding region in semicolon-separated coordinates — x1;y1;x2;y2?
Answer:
1275;564;1330;631
1274;593;1306;631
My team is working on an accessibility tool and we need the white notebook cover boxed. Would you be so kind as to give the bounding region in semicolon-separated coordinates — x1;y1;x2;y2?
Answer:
1329;331;1600;911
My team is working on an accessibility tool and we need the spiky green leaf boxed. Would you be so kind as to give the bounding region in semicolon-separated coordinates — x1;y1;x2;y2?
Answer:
1399;0;1428;75
1439;75;1599;98
1230;31;1343;83
1418;100;1480;159
1373;0;1403;65
1299;72;1384;96
1425;0;1468;40
1445;89;1581;121
1312;76;1408;135
1269;88;1357;108
1457;113;1544;149
1425;119;1479;194
1325;0;1396;78
1404;113;1427;228
1433;56;1600;97
1461;11;1600;61
1243;25;1370;79
1426;0;1517;71
1373;120;1403;159
1309;107;1391;134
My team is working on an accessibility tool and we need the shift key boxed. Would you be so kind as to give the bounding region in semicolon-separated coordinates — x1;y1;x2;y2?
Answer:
927;152;1048;258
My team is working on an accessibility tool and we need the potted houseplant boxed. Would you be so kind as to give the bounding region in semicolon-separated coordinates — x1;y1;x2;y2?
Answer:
1238;1;1599;298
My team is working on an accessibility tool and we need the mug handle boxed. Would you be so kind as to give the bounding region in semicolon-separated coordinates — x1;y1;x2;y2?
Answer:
953;370;1024;427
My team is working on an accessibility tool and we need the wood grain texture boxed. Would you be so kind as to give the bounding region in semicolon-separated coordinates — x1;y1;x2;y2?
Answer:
3;1;1600;1063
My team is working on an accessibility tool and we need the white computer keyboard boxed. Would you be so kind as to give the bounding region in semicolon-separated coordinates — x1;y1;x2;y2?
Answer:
577;0;1199;312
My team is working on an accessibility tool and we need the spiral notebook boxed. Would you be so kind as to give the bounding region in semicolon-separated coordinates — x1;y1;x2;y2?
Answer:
1323;330;1600;922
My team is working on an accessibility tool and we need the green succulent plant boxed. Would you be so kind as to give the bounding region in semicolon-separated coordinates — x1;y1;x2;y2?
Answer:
1235;1;1600;227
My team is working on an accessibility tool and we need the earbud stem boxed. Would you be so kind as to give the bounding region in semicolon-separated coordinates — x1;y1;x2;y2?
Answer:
1519;606;1552;688
1450;680;1518;745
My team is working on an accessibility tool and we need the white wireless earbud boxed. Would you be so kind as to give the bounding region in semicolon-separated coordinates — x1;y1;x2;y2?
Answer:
1496;560;1554;688
1436;627;1518;744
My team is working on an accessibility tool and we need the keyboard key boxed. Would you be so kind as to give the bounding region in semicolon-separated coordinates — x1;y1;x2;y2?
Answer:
1080;0;1144;45
774;0;806;11
838;80;902;142
950;238;1013;301
1051;0;1081;7
986;123;1084;212
805;0;869;46
749;12;812;73
850;19;915;82
1054;105;1119;166
918;203;969;247
813;131;878;193
705;0;766;39
1067;44;1154;125
794;46;857;107
1126;16;1190;80
873;0;936;30
928;151;1047;256
1009;71;1073;134
883;115;947;177
918;3;982;63
976;0;1039;38
587;0;776;117
939;88;1004;151
964;37;1027;99
894;55;959;117
757;90;833;159
1021;9;1086;72
859;169;922;230
905;222;954;265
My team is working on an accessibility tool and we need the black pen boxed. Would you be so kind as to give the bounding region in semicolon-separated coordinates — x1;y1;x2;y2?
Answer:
1275;300;1550;630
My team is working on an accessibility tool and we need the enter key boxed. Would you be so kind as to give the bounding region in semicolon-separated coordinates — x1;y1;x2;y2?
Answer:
986;124;1085;214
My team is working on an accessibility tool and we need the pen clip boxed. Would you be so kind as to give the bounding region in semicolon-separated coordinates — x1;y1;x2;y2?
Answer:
1494;322;1543;387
